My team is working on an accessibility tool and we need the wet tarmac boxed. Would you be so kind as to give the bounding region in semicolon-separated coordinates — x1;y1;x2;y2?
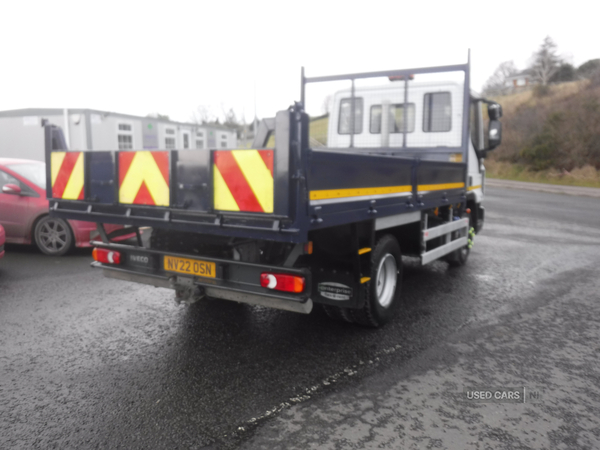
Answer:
1;186;599;449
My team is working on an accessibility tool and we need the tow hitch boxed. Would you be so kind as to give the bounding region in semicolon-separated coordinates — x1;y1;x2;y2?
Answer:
169;276;205;304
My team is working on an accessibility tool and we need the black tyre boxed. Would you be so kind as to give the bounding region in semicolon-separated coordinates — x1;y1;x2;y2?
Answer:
447;217;473;267
447;239;470;267
351;234;402;327
34;216;74;256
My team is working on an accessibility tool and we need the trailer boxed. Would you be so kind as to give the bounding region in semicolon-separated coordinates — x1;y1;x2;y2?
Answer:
45;57;502;327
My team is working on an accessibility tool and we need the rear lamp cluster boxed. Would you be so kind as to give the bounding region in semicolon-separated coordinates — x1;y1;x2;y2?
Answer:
260;272;305;293
92;248;304;294
92;248;121;264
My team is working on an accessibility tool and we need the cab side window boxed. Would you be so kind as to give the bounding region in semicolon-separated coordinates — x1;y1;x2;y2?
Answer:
338;98;363;134
370;103;415;134
423;92;452;132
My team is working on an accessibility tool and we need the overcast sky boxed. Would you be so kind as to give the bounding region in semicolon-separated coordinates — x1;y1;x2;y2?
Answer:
1;0;597;123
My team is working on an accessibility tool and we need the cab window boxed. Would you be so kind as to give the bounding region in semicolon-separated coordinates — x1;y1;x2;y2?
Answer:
423;92;452;132
338;98;363;134
370;103;415;134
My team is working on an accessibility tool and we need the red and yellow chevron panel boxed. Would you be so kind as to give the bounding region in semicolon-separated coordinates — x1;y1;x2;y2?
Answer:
51;152;84;200
119;151;170;206
213;149;273;213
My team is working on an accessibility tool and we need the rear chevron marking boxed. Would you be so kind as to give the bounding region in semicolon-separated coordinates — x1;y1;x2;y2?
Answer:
50;152;66;187
214;151;262;212
119;151;169;206
132;180;154;205
213;165;240;211
258;150;273;177
151;152;170;184
63;152;85;200
232;150;273;213
51;152;84;200
118;151;136;186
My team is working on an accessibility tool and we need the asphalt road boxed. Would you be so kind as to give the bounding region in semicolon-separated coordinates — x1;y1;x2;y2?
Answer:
1;186;599;449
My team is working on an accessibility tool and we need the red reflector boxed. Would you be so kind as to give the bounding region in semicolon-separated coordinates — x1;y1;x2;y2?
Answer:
92;247;121;264
260;272;305;293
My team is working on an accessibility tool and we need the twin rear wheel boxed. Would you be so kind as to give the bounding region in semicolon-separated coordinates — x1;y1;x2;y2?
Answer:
323;234;403;328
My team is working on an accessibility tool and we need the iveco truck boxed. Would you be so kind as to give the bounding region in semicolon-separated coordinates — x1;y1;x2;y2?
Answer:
44;57;502;327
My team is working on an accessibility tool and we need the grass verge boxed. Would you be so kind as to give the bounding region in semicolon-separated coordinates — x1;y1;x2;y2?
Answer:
485;159;600;188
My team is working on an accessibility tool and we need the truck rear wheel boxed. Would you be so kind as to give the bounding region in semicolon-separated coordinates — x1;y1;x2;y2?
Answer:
351;234;402;327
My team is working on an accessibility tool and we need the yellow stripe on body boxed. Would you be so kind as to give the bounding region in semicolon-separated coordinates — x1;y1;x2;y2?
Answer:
50;152;67;187
231;150;274;213
417;182;465;192
467;184;482;191
213;165;240;211
62;152;84;199
119;151;170;206
310;185;412;201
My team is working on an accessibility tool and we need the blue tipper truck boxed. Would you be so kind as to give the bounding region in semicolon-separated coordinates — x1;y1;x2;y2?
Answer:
44;58;502;327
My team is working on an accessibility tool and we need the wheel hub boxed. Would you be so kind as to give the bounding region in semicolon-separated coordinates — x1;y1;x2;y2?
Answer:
40;221;67;251
376;253;397;308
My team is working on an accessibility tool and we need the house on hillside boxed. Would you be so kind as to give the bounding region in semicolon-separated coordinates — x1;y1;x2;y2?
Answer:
504;70;535;89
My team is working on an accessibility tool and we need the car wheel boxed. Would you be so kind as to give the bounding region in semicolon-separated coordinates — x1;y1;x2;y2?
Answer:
34;216;74;256
350;234;402;327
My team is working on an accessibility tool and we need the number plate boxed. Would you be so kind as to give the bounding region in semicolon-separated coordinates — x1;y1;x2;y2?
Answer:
163;255;216;278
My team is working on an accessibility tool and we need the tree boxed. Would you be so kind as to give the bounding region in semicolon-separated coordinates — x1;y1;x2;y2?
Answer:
221;106;245;139
190;105;216;124
529;36;562;85
482;61;518;96
577;59;600;79
321;95;332;115
549;63;575;83
222;106;239;128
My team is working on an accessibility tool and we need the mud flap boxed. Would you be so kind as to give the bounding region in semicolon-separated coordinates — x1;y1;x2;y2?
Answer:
311;269;364;309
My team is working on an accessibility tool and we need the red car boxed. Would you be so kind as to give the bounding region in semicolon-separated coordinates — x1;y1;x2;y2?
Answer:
0;224;5;259
0;158;131;256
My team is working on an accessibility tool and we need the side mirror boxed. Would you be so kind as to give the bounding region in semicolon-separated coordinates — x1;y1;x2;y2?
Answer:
488;120;502;150
488;102;503;120
2;183;22;195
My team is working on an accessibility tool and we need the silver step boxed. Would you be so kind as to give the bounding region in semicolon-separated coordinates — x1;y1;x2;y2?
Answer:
420;217;469;265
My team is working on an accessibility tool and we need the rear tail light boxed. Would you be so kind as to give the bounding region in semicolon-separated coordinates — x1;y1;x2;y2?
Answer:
260;272;305;293
92;247;122;264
